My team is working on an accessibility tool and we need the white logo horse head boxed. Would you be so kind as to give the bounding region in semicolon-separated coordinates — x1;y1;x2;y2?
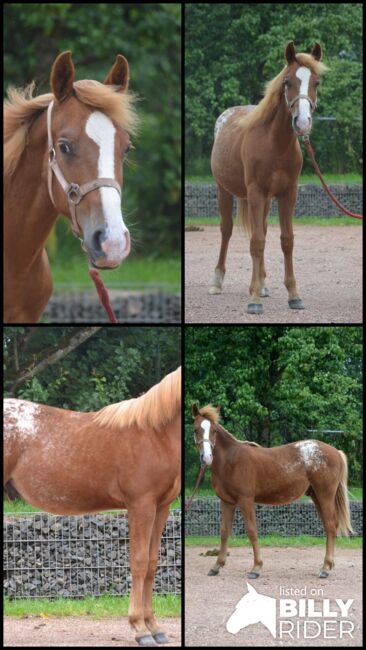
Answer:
226;582;276;638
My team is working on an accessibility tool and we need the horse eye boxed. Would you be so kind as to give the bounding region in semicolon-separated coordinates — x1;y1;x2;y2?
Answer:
59;142;71;155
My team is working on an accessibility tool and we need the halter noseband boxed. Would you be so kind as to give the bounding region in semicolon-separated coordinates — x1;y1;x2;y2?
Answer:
284;87;317;112
47;100;121;237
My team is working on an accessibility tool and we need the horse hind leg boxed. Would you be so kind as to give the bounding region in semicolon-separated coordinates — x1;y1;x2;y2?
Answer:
127;501;159;646
307;486;337;578
142;503;171;644
209;185;233;294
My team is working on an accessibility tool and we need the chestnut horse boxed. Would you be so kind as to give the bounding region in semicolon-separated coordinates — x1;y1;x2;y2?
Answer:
210;42;328;314
4;51;138;323
192;404;353;579
4;367;181;646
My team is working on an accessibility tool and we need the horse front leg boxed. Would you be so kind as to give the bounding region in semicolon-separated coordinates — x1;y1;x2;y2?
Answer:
247;186;267;314
143;503;171;644
238;497;263;579
128;501;158;646
208;500;235;575
277;190;304;310
209;185;233;294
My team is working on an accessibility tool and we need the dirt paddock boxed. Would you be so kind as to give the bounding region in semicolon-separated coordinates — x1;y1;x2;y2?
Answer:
4;616;181;647
185;546;362;646
185;225;362;323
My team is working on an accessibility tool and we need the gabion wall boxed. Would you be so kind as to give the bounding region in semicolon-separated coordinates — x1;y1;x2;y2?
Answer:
4;511;181;599
185;183;363;218
43;291;181;323
185;497;362;537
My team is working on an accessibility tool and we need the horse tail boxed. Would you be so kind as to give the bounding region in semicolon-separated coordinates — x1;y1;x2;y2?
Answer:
237;198;251;238
335;450;354;536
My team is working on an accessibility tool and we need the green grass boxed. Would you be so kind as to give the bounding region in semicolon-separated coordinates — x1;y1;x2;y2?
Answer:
185;534;361;548
185;215;362;227
4;496;181;514
184;487;362;500
186;173;362;184
4;594;181;618
50;255;181;288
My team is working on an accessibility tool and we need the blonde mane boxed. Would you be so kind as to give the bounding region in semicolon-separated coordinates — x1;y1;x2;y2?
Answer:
198;404;220;423
238;52;329;130
4;79;139;179
94;367;181;433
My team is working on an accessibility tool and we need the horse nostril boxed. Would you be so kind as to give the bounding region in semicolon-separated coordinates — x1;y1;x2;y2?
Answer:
92;229;105;254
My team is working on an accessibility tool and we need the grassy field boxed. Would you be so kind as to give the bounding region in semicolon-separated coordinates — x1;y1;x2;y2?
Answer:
4;496;181;514
4;594;181;617
185;534;361;547
184;487;362;500
50;255;181;289
185;215;362;228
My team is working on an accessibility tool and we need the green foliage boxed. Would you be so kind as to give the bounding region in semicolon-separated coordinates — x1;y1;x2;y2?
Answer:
4;4;181;256
185;4;362;175
4;327;181;411
185;326;362;485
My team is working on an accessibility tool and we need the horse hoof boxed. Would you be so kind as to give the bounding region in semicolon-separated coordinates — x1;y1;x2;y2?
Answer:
288;298;304;310
319;570;329;578
260;287;269;297
247;571;260;579
153;633;169;644
208;568;219;576
209;286;222;295
247;303;263;315
137;634;158;646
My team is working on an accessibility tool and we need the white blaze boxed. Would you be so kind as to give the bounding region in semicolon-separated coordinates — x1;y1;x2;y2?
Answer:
85;112;129;260
201;419;213;465
295;67;312;133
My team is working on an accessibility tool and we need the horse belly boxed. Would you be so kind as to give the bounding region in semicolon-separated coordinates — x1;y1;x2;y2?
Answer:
255;476;309;505
211;110;248;198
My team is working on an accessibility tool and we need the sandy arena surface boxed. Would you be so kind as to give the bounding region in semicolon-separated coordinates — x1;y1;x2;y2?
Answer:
4;616;181;647
185;546;362;646
185;225;362;323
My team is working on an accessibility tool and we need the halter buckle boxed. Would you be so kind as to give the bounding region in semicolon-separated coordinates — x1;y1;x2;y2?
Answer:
67;183;83;205
48;147;56;164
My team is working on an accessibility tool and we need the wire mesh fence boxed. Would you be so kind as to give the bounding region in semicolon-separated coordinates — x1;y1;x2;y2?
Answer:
185;183;363;219
42;284;181;323
185;497;362;537
4;510;181;599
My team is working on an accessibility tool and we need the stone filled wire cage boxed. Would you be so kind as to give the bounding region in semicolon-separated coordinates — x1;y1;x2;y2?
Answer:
185;497;362;537
185;183;363;219
4;510;181;599
42;286;181;324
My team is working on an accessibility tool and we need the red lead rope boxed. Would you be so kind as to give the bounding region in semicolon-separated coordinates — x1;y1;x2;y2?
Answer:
88;268;118;323
303;137;362;220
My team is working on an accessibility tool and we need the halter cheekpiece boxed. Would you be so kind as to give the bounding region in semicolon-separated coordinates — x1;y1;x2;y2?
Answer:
47;100;121;237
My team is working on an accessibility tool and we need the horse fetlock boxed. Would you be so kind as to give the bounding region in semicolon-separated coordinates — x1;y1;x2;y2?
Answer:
209;268;225;294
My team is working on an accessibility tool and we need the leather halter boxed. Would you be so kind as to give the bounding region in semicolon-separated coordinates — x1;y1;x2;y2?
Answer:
284;87;317;111
47;100;121;237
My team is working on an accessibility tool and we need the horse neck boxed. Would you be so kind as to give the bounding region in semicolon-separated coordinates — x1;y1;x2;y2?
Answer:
5;110;57;262
214;423;238;452
269;96;299;154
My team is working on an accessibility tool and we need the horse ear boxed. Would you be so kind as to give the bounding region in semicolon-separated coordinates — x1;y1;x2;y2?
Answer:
192;404;199;418
104;54;129;91
50;51;74;101
216;405;221;414
285;41;297;64
311;43;322;61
